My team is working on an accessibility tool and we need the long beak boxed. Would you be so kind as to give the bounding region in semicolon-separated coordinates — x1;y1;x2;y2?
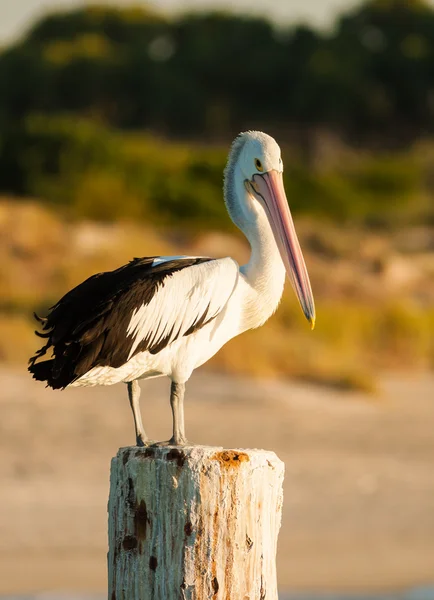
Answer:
248;170;316;329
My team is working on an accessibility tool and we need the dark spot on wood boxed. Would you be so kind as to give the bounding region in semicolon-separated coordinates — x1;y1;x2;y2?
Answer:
180;578;186;590
127;477;135;509
260;574;267;599
122;450;130;466
122;535;138;551
112;539;119;564
134;446;156;459
211;450;250;468
166;448;185;468
134;500;150;541
184;521;193;536
246;534;253;551
149;555;158;570
111;591;116;600
211;576;219;594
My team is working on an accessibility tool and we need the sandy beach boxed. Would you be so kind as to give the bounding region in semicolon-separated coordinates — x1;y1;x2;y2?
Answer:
1;366;433;595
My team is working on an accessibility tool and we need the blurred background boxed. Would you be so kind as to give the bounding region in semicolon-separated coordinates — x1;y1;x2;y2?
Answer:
0;0;433;598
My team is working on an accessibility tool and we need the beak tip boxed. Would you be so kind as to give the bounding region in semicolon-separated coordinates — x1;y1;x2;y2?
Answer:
309;315;316;330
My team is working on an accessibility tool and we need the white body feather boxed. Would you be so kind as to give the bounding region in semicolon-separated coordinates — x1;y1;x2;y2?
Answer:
71;216;286;387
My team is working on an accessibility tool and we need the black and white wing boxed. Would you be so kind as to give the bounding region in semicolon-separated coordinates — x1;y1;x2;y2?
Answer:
29;256;239;388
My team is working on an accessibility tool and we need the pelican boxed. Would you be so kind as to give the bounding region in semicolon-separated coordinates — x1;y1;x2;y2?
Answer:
29;131;315;446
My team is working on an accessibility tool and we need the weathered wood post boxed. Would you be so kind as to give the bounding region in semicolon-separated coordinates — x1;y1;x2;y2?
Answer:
108;446;284;599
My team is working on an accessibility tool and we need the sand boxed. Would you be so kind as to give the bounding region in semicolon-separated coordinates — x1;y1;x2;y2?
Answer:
0;366;433;595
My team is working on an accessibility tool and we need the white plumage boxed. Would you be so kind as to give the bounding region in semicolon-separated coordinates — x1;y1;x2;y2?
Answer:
29;131;315;446
126;258;239;360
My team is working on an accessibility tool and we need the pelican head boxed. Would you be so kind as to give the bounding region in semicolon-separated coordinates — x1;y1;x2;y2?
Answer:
224;131;316;329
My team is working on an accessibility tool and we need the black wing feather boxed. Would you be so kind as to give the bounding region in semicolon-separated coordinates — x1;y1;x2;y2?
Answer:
28;257;212;389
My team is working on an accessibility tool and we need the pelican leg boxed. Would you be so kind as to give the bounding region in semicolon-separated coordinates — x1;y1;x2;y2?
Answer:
169;382;188;446
127;380;148;447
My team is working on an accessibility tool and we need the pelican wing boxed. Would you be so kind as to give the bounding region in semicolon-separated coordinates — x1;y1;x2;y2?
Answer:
29;256;239;388
125;257;239;359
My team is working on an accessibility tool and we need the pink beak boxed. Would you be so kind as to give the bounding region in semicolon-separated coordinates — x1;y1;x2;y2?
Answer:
249;170;315;329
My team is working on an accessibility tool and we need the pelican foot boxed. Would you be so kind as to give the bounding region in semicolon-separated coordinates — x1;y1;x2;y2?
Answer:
170;435;189;447
152;437;189;447
136;435;151;447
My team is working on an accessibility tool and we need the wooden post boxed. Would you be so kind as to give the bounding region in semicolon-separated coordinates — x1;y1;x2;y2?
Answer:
108;446;284;600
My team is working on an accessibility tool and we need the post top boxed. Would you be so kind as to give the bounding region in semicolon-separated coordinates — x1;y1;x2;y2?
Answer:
115;445;283;471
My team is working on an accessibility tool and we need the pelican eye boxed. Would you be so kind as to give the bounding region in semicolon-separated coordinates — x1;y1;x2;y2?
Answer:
254;158;263;172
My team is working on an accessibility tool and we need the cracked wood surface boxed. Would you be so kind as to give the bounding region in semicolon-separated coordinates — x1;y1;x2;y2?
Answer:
108;446;284;600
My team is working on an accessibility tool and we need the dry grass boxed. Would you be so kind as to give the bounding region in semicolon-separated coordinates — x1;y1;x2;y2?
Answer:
1;198;433;392
210;298;434;393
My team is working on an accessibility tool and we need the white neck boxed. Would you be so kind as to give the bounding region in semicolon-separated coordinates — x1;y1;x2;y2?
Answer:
229;168;286;329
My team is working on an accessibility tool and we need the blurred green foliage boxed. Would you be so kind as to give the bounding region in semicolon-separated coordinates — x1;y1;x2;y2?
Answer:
0;0;432;228
0;0;433;142
0;113;431;227
0;114;229;227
